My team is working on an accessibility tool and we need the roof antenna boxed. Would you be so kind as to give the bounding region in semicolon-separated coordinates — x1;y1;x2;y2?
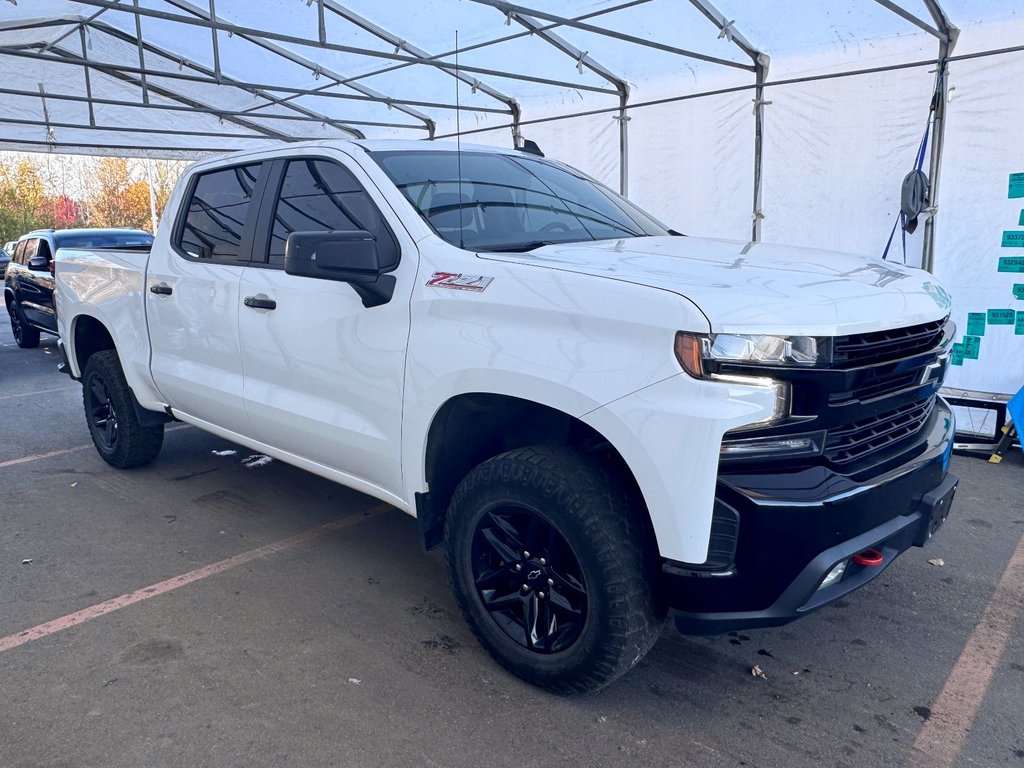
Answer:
455;29;465;250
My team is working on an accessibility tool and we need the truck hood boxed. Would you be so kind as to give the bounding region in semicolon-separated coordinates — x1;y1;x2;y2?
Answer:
481;236;952;336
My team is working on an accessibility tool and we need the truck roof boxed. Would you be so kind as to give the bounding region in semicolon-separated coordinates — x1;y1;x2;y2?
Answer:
188;138;532;171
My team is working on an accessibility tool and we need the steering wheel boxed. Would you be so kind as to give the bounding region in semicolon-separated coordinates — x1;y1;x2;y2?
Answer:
539;221;571;234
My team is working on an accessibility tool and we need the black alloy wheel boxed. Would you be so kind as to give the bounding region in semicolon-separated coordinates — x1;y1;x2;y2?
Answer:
86;371;119;452
446;446;665;694
8;302;40;348
81;350;164;469
471;506;588;654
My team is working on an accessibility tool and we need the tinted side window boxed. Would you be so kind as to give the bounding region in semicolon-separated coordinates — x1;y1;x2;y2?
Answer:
266;159;398;268
177;163;262;261
23;239;38;261
36;240;52;261
13;240;26;264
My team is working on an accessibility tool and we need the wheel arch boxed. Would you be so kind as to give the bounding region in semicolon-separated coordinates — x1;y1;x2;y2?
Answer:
70;313;170;429
415;392;656;556
69;313;116;376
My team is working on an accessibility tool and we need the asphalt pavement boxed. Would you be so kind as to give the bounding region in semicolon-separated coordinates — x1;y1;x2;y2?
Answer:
1;321;1022;768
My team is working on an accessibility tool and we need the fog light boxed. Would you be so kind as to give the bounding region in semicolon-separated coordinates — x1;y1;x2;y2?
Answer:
818;559;848;590
719;431;825;461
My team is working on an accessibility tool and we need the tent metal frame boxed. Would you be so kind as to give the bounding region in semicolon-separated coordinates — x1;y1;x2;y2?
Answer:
0;0;957;263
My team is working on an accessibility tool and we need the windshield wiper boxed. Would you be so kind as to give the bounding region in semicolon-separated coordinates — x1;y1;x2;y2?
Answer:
477;240;560;253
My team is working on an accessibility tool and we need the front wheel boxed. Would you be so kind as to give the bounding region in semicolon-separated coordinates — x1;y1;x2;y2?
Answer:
8;301;40;349
82;350;164;468
445;446;665;694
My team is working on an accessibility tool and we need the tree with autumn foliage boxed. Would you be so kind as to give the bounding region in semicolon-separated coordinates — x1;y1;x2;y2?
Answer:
52;195;78;228
0;159;47;241
1;152;188;242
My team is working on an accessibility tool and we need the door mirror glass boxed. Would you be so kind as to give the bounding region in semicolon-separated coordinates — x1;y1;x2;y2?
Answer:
284;230;382;283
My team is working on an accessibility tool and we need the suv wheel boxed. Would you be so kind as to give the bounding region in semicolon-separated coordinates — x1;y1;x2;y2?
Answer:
7;301;40;348
445;446;665;694
83;350;164;468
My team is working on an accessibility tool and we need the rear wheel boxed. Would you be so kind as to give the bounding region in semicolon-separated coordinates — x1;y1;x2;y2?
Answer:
8;301;40;348
445;446;665;694
83;350;164;468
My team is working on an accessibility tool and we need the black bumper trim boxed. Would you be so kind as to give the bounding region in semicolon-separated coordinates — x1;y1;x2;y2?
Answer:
671;471;958;635
56;339;78;381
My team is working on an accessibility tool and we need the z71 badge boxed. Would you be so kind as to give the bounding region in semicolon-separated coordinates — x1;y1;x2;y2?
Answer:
426;272;494;292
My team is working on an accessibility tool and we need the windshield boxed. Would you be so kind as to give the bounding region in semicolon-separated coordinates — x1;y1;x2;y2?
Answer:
371;150;670;252
57;231;154;249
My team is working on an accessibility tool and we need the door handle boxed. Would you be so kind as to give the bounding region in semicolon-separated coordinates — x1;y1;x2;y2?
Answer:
243;295;277;310
149;282;173;295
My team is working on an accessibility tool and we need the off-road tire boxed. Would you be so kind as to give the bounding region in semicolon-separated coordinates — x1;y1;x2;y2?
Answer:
82;350;164;468
445;446;665;694
8;301;40;349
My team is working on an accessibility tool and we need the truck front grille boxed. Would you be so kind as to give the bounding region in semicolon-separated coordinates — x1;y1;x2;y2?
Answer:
832;318;947;367
824;396;936;465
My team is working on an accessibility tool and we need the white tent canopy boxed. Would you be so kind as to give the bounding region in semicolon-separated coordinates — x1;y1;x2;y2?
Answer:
2;1;1023;398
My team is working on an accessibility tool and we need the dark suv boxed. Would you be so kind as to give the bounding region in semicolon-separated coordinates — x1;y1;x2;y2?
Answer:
5;228;153;348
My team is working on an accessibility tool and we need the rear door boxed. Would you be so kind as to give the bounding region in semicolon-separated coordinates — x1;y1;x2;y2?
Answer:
237;153;416;495
147;161;268;435
11;238;56;330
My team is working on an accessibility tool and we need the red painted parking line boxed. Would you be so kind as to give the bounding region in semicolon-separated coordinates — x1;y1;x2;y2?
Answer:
0;425;190;470
904;532;1024;768
0;504;389;654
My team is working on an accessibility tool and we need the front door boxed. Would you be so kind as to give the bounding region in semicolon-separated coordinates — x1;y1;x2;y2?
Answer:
238;154;415;497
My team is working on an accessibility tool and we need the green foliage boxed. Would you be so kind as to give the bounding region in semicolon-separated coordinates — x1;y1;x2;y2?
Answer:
0;152;188;244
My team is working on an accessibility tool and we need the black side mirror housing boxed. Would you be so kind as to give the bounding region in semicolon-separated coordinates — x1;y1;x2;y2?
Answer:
284;230;396;308
28;255;49;272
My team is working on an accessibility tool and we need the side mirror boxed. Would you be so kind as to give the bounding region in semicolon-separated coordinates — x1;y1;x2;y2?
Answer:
28;255;49;272
285;230;396;308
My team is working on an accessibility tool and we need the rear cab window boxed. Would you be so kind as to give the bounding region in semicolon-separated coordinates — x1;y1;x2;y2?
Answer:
174;163;265;264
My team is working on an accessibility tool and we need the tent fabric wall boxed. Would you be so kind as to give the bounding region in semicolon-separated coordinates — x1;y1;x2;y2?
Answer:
1;2;1022;396
933;47;1024;397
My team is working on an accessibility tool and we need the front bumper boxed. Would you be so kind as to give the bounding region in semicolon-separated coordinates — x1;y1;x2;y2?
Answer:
667;397;957;635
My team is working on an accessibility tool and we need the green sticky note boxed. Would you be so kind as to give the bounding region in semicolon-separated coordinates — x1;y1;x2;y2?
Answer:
999;256;1024;272
1017;312;1024;335
988;308;1016;325
1002;230;1024;247
1014;284;1024;300
963;335;981;359
1019;210;1024;226
950;343;964;365
966;312;986;335
1012;173;1024;199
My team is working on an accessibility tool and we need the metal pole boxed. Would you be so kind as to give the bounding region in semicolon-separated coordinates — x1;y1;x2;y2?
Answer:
920;45;949;272
752;58;768;242
921;1;959;273
132;0;149;104
79;24;96;127
617;92;630;197
209;0;221;83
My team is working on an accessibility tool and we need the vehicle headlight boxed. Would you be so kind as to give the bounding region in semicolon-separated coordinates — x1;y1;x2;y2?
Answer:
691;333;826;368
675;332;830;376
674;331;815;430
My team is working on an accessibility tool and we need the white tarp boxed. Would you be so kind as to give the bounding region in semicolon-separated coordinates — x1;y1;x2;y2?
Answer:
1;1;1022;395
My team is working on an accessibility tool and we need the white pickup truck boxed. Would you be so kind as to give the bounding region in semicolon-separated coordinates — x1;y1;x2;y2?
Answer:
55;139;958;693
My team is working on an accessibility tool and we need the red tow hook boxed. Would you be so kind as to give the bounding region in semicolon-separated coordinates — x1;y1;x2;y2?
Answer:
852;548;884;567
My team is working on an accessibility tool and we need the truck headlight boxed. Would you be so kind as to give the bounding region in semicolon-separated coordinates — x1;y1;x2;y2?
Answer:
674;332;794;428
675;332;828;376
